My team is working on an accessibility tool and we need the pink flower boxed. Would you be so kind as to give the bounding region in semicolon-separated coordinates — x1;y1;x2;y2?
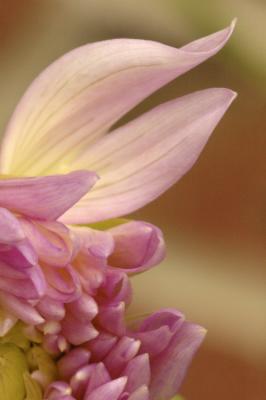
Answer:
0;21;236;224
44;308;205;400
0;20;236;399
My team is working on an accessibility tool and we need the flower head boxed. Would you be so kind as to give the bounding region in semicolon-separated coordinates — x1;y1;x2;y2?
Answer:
0;20;236;399
44;309;205;400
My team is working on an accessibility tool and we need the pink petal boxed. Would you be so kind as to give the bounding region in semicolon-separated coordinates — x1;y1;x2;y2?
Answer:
104;336;141;378
70;363;110;399
98;270;132;306
58;348;91;380
43;264;81;303
86;332;118;362
84;377;127;400
83;363;111;397
0;291;44;325
0;207;25;243
0;239;37;269
123;354;151;393
44;381;73;400
0;268;44;299
36;296;66;321
20;219;73;267
97;302;126;336
0;171;97;220
130;309;184;358
108;221;165;274
128;386;149;400
61;313;98;345
66;293;98;322
149;322;206;400
62;88;237;223
0;21;235;176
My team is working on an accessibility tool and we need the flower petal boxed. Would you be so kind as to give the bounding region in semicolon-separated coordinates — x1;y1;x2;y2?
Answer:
130;309;184;358
0;171;97;220
0;292;44;325
149;322;206;400
0;21;235;175
128;386;149;400
62;88;236;223
85;377;127;400
0;207;25;243
107;221;165;274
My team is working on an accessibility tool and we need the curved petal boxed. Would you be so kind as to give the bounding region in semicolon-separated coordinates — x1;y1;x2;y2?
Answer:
0;21;235;175
123;354;151;393
0;207;25;243
85;377;127;400
128;386;149;400
0;171;97;220
130;309;184;357
107;221;165;274
0;292;44;325
149;322;206;400
61;88;236;223
20;219;73;266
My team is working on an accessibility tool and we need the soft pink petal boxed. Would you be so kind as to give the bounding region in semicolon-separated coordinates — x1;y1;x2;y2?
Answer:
71;363;110;398
61;313;99;345
83;363;111;398
43;264;81;303
0;21;235;176
98;270;132;306
97;302;126;336
20;219;73;266
108;221;165;274
66;293;98;322
58;348;91;380
0;239;37;269
84;377;127;400
36;296;66;321
62;88;236;223
130;309;184;358
149;322;206;400
123;354;151;393
44;381;73;400
104;336;140;378
0;291;44;325
86;332;118;362
0;171;97;220
0;207;25;243
128;386;149;400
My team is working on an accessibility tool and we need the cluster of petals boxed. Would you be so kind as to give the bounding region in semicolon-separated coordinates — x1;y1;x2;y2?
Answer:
45;310;205;400
0;19;236;400
0;210;164;342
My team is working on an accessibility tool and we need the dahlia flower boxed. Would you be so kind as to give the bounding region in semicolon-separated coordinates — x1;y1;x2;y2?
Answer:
0;20;236;400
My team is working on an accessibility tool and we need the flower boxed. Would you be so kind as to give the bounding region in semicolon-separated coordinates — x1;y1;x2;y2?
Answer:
44;309;205;400
0;20;236;399
0;21;236;224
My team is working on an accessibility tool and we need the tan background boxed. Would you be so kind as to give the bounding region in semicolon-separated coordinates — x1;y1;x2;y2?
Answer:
0;1;265;399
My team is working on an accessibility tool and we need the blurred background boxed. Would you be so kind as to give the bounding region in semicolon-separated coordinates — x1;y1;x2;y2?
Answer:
0;0;265;399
